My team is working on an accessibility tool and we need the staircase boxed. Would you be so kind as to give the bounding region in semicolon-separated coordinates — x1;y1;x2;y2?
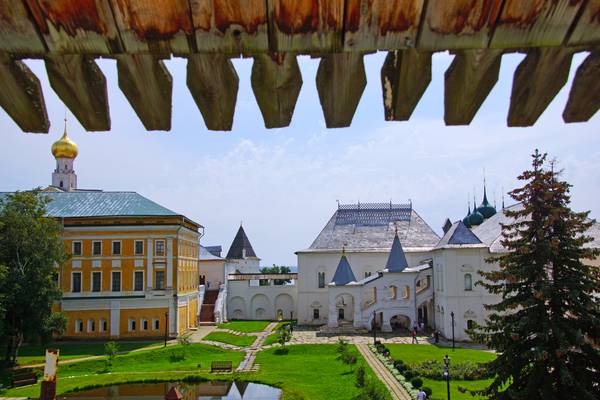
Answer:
199;289;219;324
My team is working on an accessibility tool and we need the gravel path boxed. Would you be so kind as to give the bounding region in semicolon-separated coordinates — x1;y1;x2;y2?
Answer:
356;344;412;400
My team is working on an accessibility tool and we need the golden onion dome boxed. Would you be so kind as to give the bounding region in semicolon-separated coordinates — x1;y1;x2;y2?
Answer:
51;126;78;159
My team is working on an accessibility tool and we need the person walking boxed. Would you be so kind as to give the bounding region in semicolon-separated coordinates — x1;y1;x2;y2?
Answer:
417;388;427;400
411;328;418;344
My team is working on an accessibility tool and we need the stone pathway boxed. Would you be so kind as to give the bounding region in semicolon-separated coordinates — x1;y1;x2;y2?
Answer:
289;327;430;345
356;344;412;400
236;322;278;372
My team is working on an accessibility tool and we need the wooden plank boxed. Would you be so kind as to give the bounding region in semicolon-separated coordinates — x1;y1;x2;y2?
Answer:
316;52;366;128
418;0;504;51
344;0;424;51
0;54;49;132
268;0;345;53
45;54;110;131
567;0;600;46
0;0;46;54
109;0;194;55
563;51;600;123
491;0;585;48
24;0;122;54
380;49;431;121
116;54;172;131
444;49;503;125
190;0;268;54
251;53;302;128
507;47;574;127
186;54;238;131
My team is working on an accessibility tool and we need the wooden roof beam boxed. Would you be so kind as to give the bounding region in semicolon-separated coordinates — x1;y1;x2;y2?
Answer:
444;49;503;125
116;54;173;131
316;52;367;128
186;53;238;131
563;52;600;123
0;54;49;133
45;54;110;131
381;49;431;121
251;53;302;129
507;48;574;127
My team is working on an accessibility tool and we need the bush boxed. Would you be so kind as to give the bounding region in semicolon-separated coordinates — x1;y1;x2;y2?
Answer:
403;369;414;380
409;359;492;381
104;341;119;366
422;387;432;397
355;365;365;388
410;377;423;389
354;379;388;400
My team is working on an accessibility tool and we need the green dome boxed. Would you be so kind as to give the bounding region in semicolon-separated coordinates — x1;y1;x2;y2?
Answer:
462;204;472;228
468;209;484;226
476;187;496;219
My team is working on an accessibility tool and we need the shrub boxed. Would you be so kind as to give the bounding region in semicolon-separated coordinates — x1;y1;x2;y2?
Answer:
337;338;350;354
355;365;365;388
104;341;119;366
277;325;291;347
409;359;492;381
354;379;388;400
422;387;432;397
410;377;423;389
403;369;414;380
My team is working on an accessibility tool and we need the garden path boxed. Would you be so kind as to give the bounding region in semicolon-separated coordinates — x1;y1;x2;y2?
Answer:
236;322;278;372
356;344;412;400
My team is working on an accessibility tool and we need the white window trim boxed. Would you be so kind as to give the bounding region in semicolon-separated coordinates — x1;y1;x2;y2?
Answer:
154;270;166;290
155;240;166;257
134;240;144;255
133;270;145;292
111;271;121;292
71;271;82;293
90;271;102;292
72;240;82;256
87;319;95;332
152;318;160;330
111;240;122;255
141;318;148;331
128;318;136;332
99;318;107;332
75;319;83;333
92;240;102;256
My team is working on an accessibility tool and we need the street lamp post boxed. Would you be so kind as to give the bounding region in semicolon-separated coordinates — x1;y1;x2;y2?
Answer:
450;311;455;350
373;310;377;345
164;311;169;347
443;354;451;400
290;311;294;333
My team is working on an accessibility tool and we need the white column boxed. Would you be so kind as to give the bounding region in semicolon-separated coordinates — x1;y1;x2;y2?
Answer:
167;239;173;288
353;294;362;328
147;239;153;288
110;301;120;338
327;291;338;328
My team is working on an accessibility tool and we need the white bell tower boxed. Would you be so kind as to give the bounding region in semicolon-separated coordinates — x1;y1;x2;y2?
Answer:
51;118;78;191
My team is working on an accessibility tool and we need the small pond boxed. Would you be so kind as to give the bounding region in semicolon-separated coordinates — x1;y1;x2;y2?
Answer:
59;381;281;399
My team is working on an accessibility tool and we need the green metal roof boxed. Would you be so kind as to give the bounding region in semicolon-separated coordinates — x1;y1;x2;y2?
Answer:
0;191;179;218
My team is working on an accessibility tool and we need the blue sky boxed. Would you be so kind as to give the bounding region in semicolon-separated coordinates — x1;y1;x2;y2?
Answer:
1;51;599;266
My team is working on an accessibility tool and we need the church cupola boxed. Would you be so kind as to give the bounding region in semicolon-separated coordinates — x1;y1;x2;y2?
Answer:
462;202;472;228
476;181;496;219
386;229;409;272
51;118;78;191
331;248;357;285
468;197;484;226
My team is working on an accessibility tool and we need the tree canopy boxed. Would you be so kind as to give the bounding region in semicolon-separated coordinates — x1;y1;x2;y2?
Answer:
0;190;67;366
474;151;600;400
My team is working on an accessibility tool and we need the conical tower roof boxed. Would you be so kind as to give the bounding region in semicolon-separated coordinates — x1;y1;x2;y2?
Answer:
476;185;496;219
331;249;356;285
386;231;409;272
462;202;472;228
468;196;484;226
226;225;257;259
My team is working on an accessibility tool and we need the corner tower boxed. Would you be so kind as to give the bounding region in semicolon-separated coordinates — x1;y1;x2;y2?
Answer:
51;118;78;191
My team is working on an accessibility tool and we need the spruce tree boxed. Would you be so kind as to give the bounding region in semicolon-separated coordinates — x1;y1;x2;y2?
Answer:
475;150;600;399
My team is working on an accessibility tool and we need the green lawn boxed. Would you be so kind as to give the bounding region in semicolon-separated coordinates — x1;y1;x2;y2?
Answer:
251;344;391;400
0;344;245;398
16;341;161;365
203;332;257;347
263;332;279;346
217;320;271;333
386;344;496;400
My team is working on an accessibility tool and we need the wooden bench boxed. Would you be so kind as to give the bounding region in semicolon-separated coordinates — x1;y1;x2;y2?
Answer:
210;361;232;373
11;371;38;387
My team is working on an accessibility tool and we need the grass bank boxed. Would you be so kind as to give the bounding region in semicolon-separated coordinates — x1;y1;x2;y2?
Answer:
203;332;257;347
217;320;271;333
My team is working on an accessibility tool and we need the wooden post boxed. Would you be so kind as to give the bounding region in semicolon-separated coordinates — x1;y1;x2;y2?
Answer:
316;53;366;128
187;54;239;131
381;49;432;121
444;49;503;125
45;54;110;131
39;349;59;400
0;53;49;133
563;52;600;123
507;48;574;127
251;53;302;128
117;54;173;131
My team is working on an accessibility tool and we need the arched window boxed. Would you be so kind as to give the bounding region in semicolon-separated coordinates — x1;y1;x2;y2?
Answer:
402;285;410;300
464;274;473;291
466;319;475;329
389;285;397;300
317;272;325;288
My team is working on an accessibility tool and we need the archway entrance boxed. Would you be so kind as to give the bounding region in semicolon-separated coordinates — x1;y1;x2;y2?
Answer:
390;314;411;332
334;293;354;324
338;308;344;320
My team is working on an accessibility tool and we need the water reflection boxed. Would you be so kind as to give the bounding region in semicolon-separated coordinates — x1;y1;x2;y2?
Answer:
60;381;281;399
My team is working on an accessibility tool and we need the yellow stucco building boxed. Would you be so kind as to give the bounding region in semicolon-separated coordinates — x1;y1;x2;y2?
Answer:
45;126;203;339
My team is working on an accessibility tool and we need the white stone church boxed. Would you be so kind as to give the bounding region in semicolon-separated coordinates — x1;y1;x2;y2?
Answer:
204;195;600;342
